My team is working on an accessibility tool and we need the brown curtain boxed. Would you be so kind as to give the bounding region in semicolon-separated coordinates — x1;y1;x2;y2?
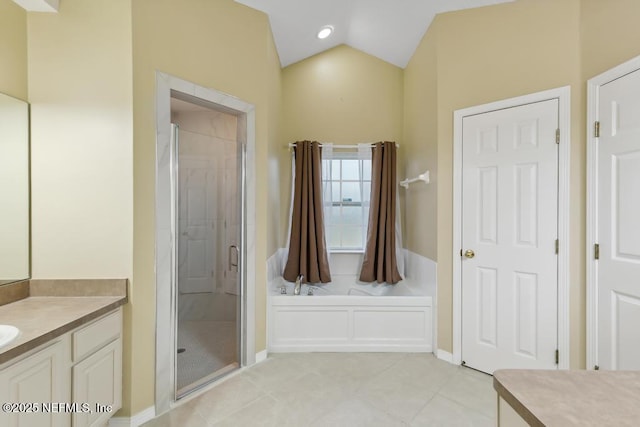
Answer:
283;141;332;284
359;141;402;284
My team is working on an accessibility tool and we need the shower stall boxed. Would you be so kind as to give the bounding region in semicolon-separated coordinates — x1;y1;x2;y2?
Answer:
170;97;243;398
155;74;256;415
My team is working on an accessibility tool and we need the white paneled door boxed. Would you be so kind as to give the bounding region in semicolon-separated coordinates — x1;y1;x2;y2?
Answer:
461;100;559;374
597;68;640;370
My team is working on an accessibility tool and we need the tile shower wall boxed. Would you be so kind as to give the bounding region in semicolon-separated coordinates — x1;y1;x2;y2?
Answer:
267;248;288;283
173;108;238;322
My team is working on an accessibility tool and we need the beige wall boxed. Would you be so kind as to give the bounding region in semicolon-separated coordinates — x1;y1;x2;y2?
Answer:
403;25;438;261
132;0;278;415
404;0;585;365
281;45;404;246
27;0;134;415
580;0;640;80
437;0;583;365
404;0;640;368
22;0;280;416
0;0;27;101
10;0;640;419
28;0;134;280
282;45;403;145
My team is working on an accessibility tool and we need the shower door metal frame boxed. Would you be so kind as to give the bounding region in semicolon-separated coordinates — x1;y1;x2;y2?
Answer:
169;123;179;399
171;122;245;399
154;72;257;416
238;128;248;368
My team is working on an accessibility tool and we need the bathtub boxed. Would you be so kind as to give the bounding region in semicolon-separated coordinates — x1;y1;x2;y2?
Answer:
267;277;433;353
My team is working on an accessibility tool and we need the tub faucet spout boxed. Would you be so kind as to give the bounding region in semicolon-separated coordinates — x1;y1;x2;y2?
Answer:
294;274;304;295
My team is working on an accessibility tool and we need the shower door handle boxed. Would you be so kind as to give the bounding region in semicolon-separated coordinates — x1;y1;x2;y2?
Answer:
229;245;239;271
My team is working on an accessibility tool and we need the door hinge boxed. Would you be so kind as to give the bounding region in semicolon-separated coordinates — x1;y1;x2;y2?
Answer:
594;121;600;138
594;243;600;260
555;239;559;254
555;349;559;364
555;128;560;144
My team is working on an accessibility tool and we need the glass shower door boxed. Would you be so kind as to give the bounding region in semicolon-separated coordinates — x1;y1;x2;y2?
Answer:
171;105;242;398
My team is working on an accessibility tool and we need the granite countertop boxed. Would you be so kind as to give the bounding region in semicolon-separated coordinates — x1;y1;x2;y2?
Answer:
0;279;127;365
494;369;640;427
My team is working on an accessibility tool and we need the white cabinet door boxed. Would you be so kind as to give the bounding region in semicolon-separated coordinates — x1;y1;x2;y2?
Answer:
72;338;122;427
0;339;70;427
461;99;559;373
597;67;640;370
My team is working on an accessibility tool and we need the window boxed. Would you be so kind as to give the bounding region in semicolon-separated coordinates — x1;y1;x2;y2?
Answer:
322;152;371;251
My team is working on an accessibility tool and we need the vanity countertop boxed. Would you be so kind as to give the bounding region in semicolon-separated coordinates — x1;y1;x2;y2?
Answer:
494;369;640;427
0;279;127;365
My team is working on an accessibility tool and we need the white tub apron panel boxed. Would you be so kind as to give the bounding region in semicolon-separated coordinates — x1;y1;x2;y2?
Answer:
268;295;432;352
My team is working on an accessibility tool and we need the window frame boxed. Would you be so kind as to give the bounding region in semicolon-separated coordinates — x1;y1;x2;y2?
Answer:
322;151;372;253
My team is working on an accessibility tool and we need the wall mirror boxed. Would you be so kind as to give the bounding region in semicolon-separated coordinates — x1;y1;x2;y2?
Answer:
0;92;30;285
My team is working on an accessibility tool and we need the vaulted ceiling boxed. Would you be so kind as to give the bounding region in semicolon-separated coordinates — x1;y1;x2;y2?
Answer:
13;0;515;68
235;0;514;68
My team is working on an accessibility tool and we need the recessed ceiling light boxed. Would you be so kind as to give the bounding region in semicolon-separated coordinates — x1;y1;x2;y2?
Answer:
317;25;333;40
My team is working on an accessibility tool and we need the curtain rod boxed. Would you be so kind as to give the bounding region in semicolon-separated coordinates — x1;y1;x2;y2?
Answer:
287;142;399;149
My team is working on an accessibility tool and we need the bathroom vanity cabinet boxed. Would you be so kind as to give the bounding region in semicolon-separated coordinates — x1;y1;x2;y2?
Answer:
71;309;123;427
0;337;70;426
0;308;123;427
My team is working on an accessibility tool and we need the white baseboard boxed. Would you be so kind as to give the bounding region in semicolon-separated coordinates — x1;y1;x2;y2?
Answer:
270;345;433;353
255;349;268;363
108;406;155;427
110;353;266;427
437;349;454;364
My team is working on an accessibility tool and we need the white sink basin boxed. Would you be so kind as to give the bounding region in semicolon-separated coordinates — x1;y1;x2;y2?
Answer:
0;325;19;349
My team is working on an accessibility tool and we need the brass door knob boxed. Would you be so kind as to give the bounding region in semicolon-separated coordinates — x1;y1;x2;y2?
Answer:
464;249;475;259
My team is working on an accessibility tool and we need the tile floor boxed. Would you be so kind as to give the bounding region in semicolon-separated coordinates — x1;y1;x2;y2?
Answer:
143;353;496;426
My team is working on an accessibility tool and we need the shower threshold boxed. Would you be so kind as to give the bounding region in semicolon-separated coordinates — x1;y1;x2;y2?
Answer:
177;362;239;400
